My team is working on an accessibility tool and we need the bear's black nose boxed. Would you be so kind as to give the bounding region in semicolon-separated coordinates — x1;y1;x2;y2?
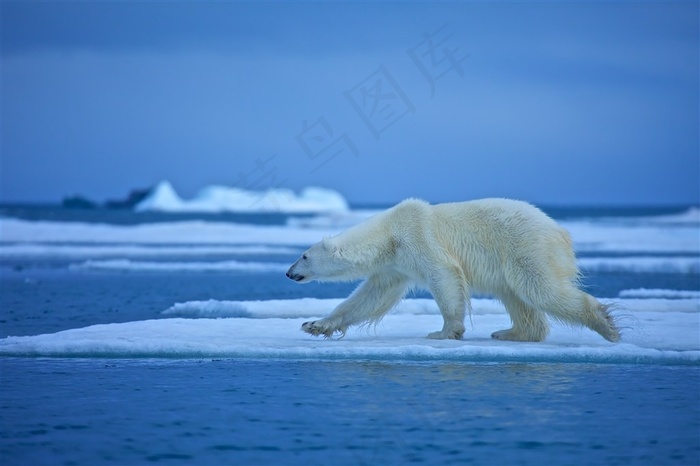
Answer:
286;271;305;282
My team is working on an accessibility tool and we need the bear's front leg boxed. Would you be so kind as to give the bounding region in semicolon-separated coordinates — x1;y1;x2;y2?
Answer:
301;274;409;339
427;268;469;340
301;318;347;338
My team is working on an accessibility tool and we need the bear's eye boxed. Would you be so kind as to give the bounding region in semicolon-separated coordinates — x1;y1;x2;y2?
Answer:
302;254;308;260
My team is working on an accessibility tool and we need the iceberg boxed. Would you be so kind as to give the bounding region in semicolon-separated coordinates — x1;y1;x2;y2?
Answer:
135;181;349;213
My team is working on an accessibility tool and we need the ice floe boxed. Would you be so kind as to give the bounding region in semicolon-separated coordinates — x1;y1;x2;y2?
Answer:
1;298;697;365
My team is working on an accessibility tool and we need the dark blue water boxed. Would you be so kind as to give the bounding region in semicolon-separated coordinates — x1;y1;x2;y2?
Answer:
1;359;698;466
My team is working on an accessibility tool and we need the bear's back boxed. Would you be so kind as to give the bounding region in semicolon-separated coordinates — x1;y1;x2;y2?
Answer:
429;198;569;258
432;198;555;230
392;197;566;248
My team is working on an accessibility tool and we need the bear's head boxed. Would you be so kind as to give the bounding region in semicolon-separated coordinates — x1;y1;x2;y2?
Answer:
286;209;399;283
285;239;359;283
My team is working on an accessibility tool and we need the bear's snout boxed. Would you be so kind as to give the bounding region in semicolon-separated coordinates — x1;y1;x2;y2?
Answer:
286;272;305;282
286;266;306;282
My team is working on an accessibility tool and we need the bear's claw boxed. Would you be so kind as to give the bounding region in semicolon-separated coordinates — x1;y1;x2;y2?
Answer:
301;321;335;338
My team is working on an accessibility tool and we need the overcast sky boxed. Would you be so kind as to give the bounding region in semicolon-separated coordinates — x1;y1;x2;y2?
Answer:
2;1;698;206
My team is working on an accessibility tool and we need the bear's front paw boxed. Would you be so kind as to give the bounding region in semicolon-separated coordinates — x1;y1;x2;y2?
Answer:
301;320;344;339
427;329;464;340
491;328;544;342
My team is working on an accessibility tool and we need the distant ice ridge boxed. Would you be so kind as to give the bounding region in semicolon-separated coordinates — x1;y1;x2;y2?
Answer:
65;256;700;274
71;259;288;273
135;181;349;213
0;218;335;245
286;210;381;229
2;217;697;254
577;257;700;274
631;207;700;225
619;288;700;299
1;298;697;364
559;221;700;253
0;244;301;258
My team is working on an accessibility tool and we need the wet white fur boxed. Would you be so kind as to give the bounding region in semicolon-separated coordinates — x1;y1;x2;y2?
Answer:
287;198;620;342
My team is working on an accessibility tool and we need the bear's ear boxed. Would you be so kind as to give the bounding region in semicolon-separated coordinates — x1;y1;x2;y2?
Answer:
322;237;342;259
322;236;353;262
322;234;393;265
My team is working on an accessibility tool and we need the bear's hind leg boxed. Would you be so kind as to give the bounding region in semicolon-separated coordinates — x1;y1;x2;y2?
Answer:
523;283;620;343
492;293;549;342
543;288;620;342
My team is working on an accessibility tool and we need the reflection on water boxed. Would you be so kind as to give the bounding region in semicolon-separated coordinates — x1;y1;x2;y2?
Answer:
1;359;698;465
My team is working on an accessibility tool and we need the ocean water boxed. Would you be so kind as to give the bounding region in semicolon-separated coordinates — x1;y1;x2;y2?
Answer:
1;204;699;465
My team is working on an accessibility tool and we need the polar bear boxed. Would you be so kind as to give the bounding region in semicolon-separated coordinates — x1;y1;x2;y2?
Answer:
286;198;620;342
